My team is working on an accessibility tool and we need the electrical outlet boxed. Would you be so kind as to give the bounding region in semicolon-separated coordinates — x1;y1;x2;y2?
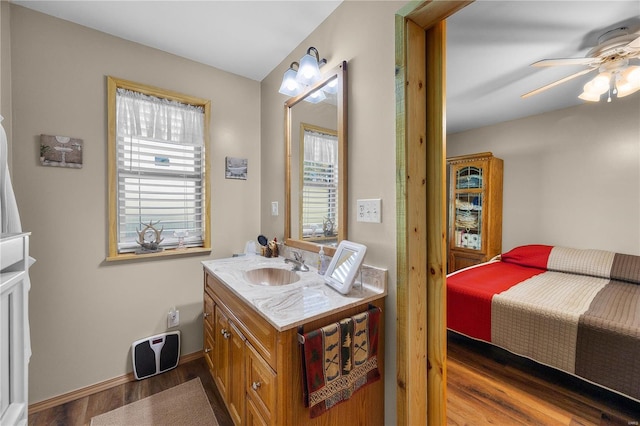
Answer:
271;201;279;216
168;308;179;328
356;198;382;223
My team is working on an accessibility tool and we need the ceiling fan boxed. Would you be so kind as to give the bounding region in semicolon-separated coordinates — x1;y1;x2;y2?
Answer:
522;27;640;101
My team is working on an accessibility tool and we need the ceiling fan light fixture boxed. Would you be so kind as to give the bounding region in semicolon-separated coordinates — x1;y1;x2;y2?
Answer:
615;78;640;98
578;90;601;102
621;65;640;84
585;72;611;95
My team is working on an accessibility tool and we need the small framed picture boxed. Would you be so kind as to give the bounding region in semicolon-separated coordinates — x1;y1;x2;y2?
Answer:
225;157;247;180
40;134;83;169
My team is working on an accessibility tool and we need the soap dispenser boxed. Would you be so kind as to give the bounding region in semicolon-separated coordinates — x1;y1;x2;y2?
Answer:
317;245;328;275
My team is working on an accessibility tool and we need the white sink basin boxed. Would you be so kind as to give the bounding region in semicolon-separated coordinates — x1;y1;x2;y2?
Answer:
244;267;300;286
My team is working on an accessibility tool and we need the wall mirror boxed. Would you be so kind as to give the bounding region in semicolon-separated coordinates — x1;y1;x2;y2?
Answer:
285;61;347;256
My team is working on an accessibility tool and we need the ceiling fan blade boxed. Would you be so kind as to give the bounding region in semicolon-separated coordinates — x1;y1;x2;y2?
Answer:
532;57;600;67
628;34;640;49
521;68;596;99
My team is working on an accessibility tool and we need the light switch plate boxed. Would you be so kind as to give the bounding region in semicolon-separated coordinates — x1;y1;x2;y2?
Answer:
356;198;382;223
271;201;278;216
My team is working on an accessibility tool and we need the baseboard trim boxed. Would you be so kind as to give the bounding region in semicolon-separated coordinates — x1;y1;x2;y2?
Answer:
28;351;203;415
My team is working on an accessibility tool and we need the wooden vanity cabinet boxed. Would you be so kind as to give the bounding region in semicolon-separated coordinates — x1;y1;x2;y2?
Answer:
203;270;385;425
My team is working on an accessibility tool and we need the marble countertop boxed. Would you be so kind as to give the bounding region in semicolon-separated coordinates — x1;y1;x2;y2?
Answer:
202;255;386;332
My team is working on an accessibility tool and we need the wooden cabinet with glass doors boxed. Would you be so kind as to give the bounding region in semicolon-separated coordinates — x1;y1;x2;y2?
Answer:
447;152;503;273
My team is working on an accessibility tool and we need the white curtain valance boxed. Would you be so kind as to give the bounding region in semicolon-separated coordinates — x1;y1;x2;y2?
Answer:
116;88;204;146
304;129;338;165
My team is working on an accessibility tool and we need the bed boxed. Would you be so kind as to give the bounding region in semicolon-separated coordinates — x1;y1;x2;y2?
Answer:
447;244;640;401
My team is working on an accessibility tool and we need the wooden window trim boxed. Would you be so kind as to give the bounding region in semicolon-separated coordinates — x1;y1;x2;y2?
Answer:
106;76;212;261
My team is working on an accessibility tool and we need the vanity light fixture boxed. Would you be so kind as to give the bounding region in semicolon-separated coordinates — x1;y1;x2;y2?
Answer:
303;89;327;104
278;47;328;96
278;62;302;96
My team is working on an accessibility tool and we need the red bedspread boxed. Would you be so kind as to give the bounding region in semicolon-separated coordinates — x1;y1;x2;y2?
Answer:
446;245;640;402
447;262;545;341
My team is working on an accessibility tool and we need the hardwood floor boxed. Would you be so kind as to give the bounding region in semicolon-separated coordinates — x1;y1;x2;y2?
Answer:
447;332;640;425
29;337;640;425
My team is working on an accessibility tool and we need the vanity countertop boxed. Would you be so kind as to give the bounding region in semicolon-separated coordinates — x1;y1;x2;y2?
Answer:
202;255;386;332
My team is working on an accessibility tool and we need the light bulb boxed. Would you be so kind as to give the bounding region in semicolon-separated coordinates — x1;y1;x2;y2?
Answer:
278;66;302;96
303;89;327;104
323;78;339;94
296;51;322;86
584;72;611;95
578;90;601;102
622;66;640;84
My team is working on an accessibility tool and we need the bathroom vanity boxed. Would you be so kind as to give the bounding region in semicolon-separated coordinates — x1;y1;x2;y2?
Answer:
202;256;386;425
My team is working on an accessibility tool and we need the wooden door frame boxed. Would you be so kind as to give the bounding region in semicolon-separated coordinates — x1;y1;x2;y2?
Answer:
395;2;472;424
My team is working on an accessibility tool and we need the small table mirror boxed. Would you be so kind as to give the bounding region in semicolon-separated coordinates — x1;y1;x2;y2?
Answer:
324;240;367;294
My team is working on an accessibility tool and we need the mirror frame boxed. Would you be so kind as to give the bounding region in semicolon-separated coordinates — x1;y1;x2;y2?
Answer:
284;61;347;257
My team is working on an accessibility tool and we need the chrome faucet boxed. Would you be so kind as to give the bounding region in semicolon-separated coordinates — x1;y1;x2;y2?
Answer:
285;250;309;272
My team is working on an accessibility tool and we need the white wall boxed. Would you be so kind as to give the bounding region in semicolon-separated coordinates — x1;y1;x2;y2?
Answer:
9;5;261;403
448;96;640;255
260;2;404;424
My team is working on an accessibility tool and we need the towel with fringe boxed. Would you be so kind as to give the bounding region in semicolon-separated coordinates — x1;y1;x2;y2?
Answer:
301;306;381;418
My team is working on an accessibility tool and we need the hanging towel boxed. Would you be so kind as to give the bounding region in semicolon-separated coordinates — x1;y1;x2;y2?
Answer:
0;115;23;234
301;306;381;418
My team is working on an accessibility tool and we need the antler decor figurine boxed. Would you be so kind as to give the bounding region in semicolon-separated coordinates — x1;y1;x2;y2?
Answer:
136;221;164;253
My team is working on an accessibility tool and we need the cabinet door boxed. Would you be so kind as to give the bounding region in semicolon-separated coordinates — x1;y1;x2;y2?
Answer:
246;398;269;426
451;162;485;252
203;292;215;370
245;342;276;424
214;307;230;402
228;321;246;426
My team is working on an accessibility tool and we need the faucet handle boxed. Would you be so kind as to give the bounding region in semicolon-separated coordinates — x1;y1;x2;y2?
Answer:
293;251;303;262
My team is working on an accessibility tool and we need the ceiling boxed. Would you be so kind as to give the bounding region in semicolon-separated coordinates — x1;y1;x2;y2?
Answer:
12;1;640;134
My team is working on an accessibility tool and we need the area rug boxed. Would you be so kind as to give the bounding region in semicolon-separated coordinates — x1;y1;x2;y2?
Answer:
90;377;218;426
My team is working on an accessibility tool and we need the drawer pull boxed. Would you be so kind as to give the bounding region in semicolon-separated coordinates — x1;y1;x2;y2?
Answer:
251;381;262;390
221;329;231;339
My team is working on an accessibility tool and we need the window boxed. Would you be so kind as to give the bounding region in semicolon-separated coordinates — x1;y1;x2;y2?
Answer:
107;77;211;260
300;124;338;242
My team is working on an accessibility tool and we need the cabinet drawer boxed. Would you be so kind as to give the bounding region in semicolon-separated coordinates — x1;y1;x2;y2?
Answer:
246;343;276;423
207;273;277;369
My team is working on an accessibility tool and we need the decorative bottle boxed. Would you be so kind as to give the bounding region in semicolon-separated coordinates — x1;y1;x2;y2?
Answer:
318;245;328;275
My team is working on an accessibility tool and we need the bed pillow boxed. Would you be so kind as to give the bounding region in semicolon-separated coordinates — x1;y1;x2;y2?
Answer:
500;245;553;270
547;247;615;279
610;253;640;285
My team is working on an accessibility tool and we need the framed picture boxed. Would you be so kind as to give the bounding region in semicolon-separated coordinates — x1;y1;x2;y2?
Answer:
225;157;247;180
40;134;83;169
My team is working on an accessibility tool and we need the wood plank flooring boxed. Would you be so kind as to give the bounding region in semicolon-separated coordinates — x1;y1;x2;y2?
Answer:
447;332;640;425
29;336;640;425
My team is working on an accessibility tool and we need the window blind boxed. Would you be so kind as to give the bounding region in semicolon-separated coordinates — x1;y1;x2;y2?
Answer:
302;129;338;238
116;89;205;253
